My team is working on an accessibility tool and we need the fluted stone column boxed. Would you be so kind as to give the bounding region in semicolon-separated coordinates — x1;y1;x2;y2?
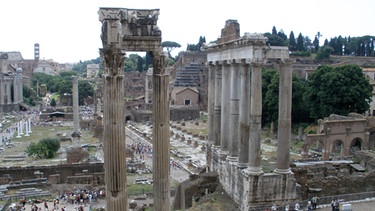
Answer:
102;48;128;211
220;61;231;155
151;51;170;211
246;62;263;175
72;76;81;146
274;59;293;174
228;60;240;160
214;63;222;147
238;61;251;167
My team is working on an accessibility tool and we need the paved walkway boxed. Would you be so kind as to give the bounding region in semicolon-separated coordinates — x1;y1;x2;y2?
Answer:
317;200;375;211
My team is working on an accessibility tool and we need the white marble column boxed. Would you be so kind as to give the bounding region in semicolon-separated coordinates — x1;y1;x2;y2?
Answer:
228;60;240;160
274;59;293;174
245;62;264;175
237;60;251;167
220;61;231;155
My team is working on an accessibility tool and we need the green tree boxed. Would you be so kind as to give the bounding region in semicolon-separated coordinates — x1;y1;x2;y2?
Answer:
289;31;297;51
313;36;320;53
78;80;94;105
50;98;56;107
305;64;372;120
315;45;334;60
26;138;61;159
124;54;138;72
137;55;144;72
297;33;305;51
161;41;181;59
264;33;287;46
272;26;277;35
263;72;311;124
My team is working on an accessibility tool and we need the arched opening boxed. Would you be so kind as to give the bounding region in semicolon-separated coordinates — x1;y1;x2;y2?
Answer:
125;115;132;122
350;138;362;155
331;139;344;158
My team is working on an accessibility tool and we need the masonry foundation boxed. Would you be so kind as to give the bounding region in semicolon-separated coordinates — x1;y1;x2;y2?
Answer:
212;148;300;210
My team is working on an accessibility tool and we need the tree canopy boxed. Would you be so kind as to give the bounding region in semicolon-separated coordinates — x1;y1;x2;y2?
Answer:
305;64;373;120
162;41;181;59
26;138;61;159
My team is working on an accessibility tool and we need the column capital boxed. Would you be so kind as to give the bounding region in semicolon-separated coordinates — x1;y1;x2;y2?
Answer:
150;50;168;75
100;48;126;76
277;58;294;65
250;61;264;68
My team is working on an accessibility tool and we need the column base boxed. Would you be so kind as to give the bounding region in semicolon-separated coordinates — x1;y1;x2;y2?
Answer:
236;162;248;168
273;168;291;174
219;150;228;161
243;166;263;176
226;156;238;162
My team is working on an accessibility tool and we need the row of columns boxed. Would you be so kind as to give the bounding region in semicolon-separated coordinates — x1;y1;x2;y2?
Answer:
208;59;293;174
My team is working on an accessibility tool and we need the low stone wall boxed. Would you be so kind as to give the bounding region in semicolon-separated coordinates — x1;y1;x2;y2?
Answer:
0;163;104;185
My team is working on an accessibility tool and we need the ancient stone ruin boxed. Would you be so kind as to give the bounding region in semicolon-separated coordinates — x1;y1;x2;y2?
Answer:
98;7;170;211
204;20;298;210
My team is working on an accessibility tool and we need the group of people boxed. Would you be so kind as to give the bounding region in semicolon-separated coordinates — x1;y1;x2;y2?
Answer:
270;196;319;211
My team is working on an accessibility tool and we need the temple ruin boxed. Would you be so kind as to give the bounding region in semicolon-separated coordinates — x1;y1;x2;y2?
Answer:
98;7;170;211
0;53;24;113
204;20;299;210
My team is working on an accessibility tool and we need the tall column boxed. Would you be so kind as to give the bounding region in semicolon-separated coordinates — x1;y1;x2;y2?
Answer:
228;60;240;160
13;78;18;103
220;61;231;155
101;47;128;211
6;81;11;104
207;62;216;169
238;61;251;167
71;76;81;146
151;50;170;211
207;62;215;145
274;59;293;174
213;63;222;147
246;62;263;175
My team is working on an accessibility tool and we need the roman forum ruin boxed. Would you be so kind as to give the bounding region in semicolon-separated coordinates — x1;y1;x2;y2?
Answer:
98;8;170;211
204;20;299;210
98;6;299;210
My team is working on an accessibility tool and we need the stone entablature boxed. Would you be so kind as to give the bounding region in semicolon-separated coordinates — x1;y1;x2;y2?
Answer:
98;8;161;52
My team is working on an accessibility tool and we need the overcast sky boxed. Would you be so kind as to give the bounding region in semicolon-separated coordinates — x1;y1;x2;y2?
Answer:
1;0;374;63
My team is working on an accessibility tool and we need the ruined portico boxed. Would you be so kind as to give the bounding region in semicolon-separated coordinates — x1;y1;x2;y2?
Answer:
98;8;170;211
204;20;299;209
0;53;23;113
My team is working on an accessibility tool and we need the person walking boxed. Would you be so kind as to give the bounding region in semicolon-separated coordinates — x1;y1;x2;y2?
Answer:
294;202;300;211
312;196;319;210
284;203;289;211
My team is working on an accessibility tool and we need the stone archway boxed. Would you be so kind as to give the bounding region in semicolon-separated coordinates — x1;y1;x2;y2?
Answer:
331;139;344;158
350;137;363;155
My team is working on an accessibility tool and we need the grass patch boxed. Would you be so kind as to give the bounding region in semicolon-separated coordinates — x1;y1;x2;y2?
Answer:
127;184;152;196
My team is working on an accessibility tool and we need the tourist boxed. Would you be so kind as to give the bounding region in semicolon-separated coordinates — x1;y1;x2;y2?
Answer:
312;196;319;210
284;203;289;211
294;202;300;211
271;204;277;210
44;201;48;210
307;199;312;210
